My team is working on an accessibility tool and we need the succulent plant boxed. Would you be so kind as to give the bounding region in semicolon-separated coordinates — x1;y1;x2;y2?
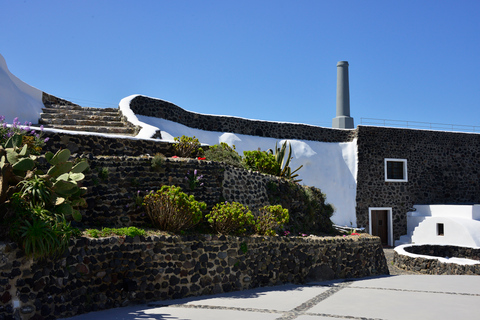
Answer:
270;141;303;182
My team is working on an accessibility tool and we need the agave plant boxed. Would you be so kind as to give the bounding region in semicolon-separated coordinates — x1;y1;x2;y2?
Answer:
270;141;303;182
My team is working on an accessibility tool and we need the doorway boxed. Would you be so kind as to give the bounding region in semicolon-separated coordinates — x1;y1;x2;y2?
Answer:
369;208;393;246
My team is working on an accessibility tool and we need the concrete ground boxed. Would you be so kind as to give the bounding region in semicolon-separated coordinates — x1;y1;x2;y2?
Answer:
63;251;480;320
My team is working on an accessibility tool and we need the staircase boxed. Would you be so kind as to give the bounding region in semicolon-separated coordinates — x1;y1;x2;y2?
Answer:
38;103;139;136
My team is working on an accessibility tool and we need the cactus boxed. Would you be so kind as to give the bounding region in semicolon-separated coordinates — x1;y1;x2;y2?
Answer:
41;149;89;221
0;134;38;206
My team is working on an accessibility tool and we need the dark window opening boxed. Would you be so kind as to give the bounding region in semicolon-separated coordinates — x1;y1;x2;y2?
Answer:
437;223;444;236
387;161;404;180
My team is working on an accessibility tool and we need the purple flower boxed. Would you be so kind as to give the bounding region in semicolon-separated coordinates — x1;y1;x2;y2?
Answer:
30;130;35;135
44;137;49;142
194;169;197;176
40;125;44;131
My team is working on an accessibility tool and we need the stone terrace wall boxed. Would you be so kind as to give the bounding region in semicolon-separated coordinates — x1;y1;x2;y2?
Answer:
394;245;480;275
129;95;357;142
81;156;274;227
42;131;175;157
355;126;480;241
0;234;387;319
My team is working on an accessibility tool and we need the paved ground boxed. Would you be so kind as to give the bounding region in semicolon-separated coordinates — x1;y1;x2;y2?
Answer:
63;250;480;320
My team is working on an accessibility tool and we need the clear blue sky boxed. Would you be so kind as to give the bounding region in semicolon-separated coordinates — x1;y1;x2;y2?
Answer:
1;0;479;127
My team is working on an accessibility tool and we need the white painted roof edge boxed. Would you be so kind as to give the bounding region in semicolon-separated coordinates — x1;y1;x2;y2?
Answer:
395;244;480;266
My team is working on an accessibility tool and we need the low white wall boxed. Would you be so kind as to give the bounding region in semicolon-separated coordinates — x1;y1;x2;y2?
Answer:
412;217;480;247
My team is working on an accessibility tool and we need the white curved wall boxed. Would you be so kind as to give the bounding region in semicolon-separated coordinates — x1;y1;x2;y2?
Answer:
0;53;43;124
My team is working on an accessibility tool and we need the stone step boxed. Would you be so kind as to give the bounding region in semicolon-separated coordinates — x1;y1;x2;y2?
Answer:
44;124;136;134
39;118;126;127
41;112;122;122
43;104;118;113
41;108;120;117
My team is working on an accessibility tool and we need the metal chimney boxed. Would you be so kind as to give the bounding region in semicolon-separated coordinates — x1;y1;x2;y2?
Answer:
332;61;354;129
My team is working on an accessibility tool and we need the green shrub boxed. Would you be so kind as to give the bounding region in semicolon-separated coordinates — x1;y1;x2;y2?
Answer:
206;202;255;235
151;153;166;171
242;150;280;176
86;227;146;238
143;185;206;232
204;143;244;168
1;138;88;258
266;180;334;234
255;205;289;236
97;167;109;181
173;135;202;158
8;196;79;259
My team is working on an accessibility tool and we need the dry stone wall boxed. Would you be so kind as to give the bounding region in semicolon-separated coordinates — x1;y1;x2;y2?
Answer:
0;234;387;319
129;95;357;142
394;244;480;275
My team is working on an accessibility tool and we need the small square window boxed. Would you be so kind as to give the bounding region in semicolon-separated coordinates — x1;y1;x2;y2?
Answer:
385;159;408;182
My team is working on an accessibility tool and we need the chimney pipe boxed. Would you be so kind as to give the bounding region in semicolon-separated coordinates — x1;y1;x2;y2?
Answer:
332;61;354;129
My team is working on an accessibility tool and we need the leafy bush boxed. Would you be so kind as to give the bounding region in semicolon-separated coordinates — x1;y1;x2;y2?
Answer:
173;135;203;158
143;185;206;232
266;180;334;234
255;205;289;236
151;153;166;171
0;123;88;258
8;195;79;259
204;143;244;168
242;150;280;176
206;201;255;235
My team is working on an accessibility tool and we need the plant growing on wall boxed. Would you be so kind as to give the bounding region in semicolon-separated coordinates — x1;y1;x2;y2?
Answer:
206;201;255;235
143;185;206;232
254;205;289;236
242;150;280;176
269;141;303;182
185;169;203;190
0;118;89;259
173;135;203;158
204;142;244;168
151;152;166;172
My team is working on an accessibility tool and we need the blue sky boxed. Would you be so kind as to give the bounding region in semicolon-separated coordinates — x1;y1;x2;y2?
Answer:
1;0;479;127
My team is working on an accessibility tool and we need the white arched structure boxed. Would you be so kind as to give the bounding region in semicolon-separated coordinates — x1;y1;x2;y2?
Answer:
396;204;480;247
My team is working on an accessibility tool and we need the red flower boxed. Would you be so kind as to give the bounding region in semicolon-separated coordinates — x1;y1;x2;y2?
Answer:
351;232;360;236
197;157;206;160
172;155;179;158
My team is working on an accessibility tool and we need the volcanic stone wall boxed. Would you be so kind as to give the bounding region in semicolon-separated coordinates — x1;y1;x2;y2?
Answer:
355;125;480;241
81;156;274;227
42;130;175;157
394;244;480;274
129;95;357;142
0;234;387;319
